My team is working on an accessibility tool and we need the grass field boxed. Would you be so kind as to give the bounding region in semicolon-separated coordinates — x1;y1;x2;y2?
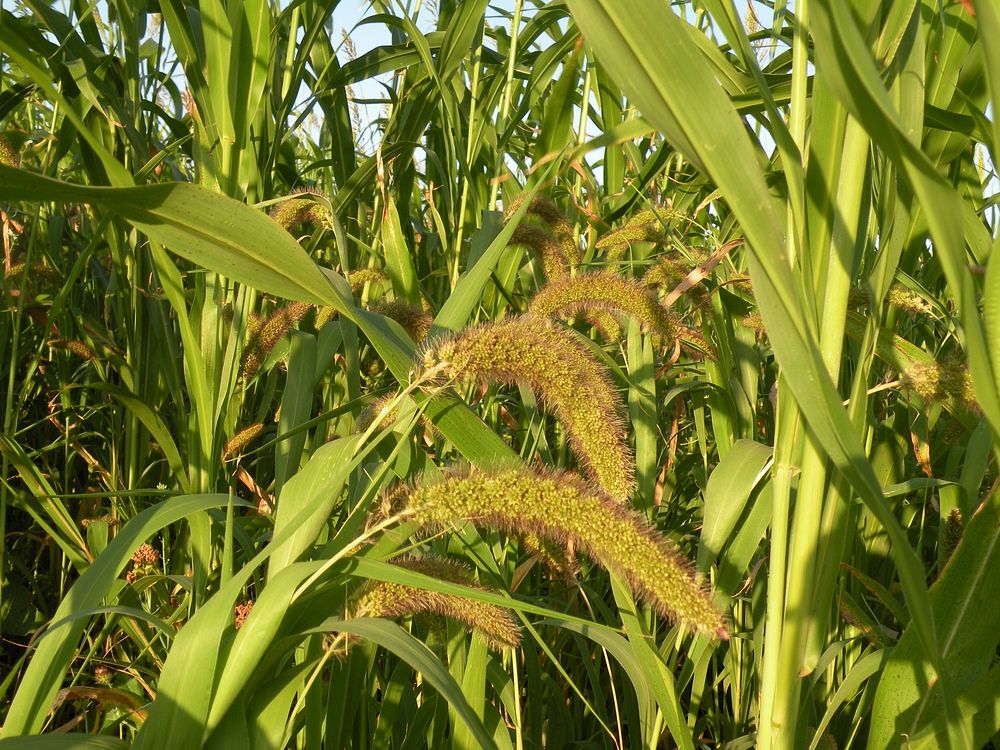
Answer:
2;1;1000;748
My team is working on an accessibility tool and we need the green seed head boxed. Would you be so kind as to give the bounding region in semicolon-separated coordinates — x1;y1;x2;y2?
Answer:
401;466;727;638
0;134;18;168
418;316;635;501
886;284;934;316
369;298;433;342
223;423;264;459
942;507;964;563
351;556;521;650
902;355;977;410
528;271;678;347
349;268;387;292
511;225;572;281
504;195;579;267
241;301;312;380
269;189;333;232
596;208;672;260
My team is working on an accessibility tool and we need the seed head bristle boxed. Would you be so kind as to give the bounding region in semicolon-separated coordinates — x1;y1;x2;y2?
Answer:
504;196;579;268
314;306;337;328
642;256;710;308
0;134;18;168
901;355;977;410
886;285;934;316
223;423;264;459
418;316;635;501
369;298;433;342
942;507;964;563
269;189;333;232
349;268;387;292
241;301;312;380
510;225;572;281
49;338;97;361
351;556;521;650
400;466;727;638
528;271;678;347
596;209;672;260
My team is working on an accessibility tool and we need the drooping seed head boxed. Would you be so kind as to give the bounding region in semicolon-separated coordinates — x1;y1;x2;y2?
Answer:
241;301;312;380
504;195;580;268
351;556;521;650
369;298;433;342
399;466;727;638
348;268;387;292
901;355;977;411
0;134;18;168
49;338;97;361
886;284;934;316
528;271;679;347
643;256;710;309
269;188;333;232
510;225;572;282
596;208;672;260
223;423;264;460
418;316;634;501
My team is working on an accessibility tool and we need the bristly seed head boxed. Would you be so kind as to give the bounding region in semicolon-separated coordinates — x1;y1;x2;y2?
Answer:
901;355;977;411
350;556;521;650
0;134;19;168
223;423;264;460
510;225;573;282
269;189;334;232
368;298;433;343
528;271;679;347
417;316;635;501
504;195;580;268
399;466;728;638
241;301;312;380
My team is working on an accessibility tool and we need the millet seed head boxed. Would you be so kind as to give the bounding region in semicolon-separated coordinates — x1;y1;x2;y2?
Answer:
528;271;679;347
417;316;635;501
0;134;18;168
350;556;520;650
369;298;433;343
400;466;727;638
269;188;333;232
510;225;572;282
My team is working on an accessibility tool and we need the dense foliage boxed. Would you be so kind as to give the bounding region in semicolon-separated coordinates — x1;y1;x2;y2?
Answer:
2;1;1000;748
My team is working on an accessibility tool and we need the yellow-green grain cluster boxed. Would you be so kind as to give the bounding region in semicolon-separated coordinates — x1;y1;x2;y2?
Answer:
418;316;634;501
223;423;264;459
369;298;432;342
351;556;520;650
504;195;579;267
49;338;97;361
268;188;333;232
510;225;572;281
349;268;387;291
0;134;18;168
400;466;727;638
596;208;671;260
241;301;312;380
528;271;678;346
901;356;976;410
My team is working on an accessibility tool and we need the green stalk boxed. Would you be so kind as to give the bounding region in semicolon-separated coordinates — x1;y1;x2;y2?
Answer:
452;38;484;290
488;0;523;209
758;1;812;745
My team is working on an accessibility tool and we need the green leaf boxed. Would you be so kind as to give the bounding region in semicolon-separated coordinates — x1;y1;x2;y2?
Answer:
327;618;498;750
0;495;234;737
698;439;773;571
